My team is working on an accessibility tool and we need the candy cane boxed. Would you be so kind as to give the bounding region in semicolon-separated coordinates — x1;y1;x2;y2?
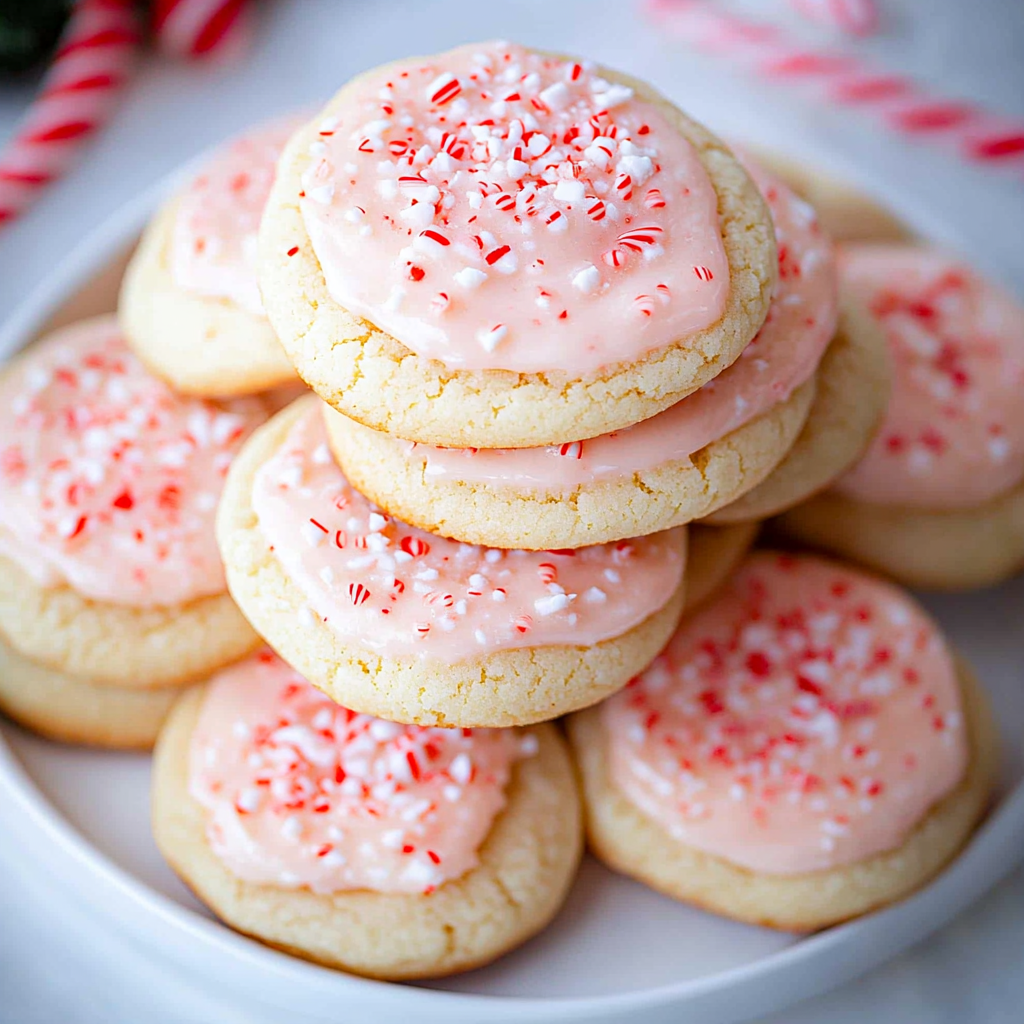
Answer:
647;0;1024;171
152;0;251;59
788;0;879;37
0;0;140;226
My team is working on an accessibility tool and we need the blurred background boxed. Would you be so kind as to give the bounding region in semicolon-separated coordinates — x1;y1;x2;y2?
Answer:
0;1;1022;1021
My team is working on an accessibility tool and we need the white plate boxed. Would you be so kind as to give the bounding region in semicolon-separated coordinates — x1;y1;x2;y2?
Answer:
0;184;1022;1024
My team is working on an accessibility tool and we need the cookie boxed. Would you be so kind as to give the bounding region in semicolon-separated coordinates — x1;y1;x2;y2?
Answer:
775;482;1024;591
321;151;834;549
705;288;890;524
682;521;759;612
217;397;687;727
258;42;777;448
152;652;582;979
750;147;912;244
568;551;997;931
120;118;299;397
0;633;179;750
0;316;264;687
777;244;1024;589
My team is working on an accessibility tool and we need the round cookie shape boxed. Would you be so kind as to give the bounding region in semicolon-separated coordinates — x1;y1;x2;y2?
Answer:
775;476;1024;592
0;316;268;607
152;656;582;979
217;398;687;726
706;288;891;524
120;118;299;396
832;245;1024;510
569;551;996;929
259;42;777;448
603;551;967;874
0;633;180;750
190;651;530;894
323;152;834;548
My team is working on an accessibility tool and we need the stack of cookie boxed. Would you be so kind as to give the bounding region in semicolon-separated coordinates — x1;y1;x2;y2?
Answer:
0;39;1012;984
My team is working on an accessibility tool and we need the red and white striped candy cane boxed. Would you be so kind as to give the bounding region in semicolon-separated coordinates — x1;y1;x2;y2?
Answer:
788;0;879;37
0;0;140;226
647;0;1024;172
152;0;251;59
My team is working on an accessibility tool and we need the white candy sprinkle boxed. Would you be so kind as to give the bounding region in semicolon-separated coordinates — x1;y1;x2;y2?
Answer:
312;443;332;465
454;267;487;289
368;512;387;532
477;324;508;351
571;263;601;295
307;183;335;205
534;592;570;616
584;586;607;603
595;83;634;108
449;753;472;785
553;178;586;203
297;607;316;627
301;522;327;547
539;82;569;109
319;566;335;586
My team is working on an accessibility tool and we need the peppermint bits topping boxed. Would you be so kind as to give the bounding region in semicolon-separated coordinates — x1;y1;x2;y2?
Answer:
190;652;529;895
250;408;686;662
0;318;266;607
602;552;968;875
298;42;730;373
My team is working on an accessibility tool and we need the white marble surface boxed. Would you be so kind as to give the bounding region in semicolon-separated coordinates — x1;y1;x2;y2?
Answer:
1;1;1022;1020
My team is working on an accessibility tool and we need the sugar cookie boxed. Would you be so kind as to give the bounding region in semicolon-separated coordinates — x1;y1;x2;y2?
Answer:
569;551;996;930
778;244;1024;589
217;397;687;726
706;289;890;523
258;42;776;448
152;651;582;979
321;151;834;548
0;317;264;687
120;118;299;396
0;633;179;750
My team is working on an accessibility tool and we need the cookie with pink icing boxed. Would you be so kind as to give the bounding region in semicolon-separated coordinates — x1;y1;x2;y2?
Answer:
321;151;838;548
151;650;582;979
217;396;687;726
120;116;301;397
0;316;265;688
779;244;1024;590
258;42;777;448
569;551;996;930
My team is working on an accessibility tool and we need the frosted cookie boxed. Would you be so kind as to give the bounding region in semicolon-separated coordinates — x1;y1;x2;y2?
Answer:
0;317;264;687
569;552;996;931
682;521;759;612
779;245;1024;589
120;118;299;396
217;397;687;727
152;651;582;979
750;147;912;244
0;633;179;750
706;288;890;523
323;153;834;548
258;41;777;448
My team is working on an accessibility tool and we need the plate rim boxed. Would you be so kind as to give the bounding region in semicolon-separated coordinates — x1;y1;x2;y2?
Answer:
1;173;1023;1024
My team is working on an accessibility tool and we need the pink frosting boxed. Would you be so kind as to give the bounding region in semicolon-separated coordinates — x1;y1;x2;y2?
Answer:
833;245;1024;508
601;551;967;875
297;42;730;373
190;650;530;894
171;116;302;315
0;317;267;606
409;154;836;490
252;405;686;661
